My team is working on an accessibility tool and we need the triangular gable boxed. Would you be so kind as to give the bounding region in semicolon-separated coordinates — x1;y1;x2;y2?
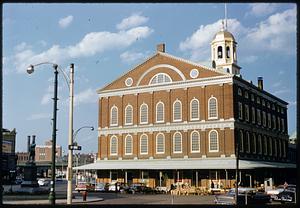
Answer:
97;51;229;93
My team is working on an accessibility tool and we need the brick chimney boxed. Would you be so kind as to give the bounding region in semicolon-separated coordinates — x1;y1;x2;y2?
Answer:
258;77;263;90
157;43;165;53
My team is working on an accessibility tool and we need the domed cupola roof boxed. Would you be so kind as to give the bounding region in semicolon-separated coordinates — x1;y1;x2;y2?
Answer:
212;30;235;43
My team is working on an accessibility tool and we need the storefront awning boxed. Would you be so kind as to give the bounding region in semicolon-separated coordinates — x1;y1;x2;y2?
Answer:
74;158;296;170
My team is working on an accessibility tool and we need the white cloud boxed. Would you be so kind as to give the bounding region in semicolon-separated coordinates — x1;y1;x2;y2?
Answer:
41;93;52;105
59;15;74;28
14;42;31;51
245;7;296;53
41;84;63;105
12;26;153;73
179;19;245;61
120;51;149;64
116;13;149;30
74;88;96;106
272;81;282;88
247;3;278;17
27;113;51;121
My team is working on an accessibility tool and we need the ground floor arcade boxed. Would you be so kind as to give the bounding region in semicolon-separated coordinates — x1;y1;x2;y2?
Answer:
75;158;296;190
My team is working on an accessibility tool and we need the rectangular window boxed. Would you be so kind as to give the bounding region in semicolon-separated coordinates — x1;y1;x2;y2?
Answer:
268;113;271;128
263;137;268;156
272;115;276;129
257;109;261;125
277;117;281;131
245;105;249;121
283;141;286;157
262;111;266;127
281;118;285;132
252;107;255;124
238;102;243;119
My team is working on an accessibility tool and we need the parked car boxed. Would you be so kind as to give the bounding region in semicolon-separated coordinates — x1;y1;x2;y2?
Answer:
38;178;50;186
128;183;153;194
95;182;107;192
75;181;95;192
214;188;271;205
274;190;296;203
267;184;296;200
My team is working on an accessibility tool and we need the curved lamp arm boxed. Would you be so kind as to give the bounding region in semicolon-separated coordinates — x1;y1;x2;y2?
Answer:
27;62;71;89
73;126;94;144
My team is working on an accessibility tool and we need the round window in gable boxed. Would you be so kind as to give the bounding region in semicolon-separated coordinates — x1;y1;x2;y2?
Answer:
190;69;199;79
125;77;133;87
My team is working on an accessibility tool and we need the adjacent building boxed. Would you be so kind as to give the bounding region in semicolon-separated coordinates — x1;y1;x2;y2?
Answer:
76;23;295;189
35;139;62;162
2;128;18;184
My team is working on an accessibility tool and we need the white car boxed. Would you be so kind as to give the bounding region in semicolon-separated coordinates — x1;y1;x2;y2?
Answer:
38;178;49;186
267;184;296;200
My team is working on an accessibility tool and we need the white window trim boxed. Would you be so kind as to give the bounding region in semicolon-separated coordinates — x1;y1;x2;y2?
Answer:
240;130;244;153
208;96;218;120
156;101;165;123
246;132;250;153
110;136;118;156
190;130;200;153
173;132;182;153
140;134;148;155
156;133;165;154
253;134;256;154
139;103;149;124
209;130;219;152
173;99;182;122
149;72;173;85
190;98;200;121
258;136;262;155
125;134;133;155
110;106;118;127
238;102;243;119
125;104;133;126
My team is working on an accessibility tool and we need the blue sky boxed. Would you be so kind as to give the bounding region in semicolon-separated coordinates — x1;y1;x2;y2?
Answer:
3;3;297;154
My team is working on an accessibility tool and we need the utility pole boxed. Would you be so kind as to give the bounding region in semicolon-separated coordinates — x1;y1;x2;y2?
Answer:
67;64;74;204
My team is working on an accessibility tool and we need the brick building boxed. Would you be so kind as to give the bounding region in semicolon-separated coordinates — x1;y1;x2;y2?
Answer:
35;140;62;162
76;26;295;189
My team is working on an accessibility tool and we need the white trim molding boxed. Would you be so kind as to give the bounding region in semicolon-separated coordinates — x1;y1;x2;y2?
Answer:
137;64;186;86
99;119;234;136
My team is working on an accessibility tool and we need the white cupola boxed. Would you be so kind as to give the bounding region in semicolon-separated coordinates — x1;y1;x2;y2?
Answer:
211;22;241;75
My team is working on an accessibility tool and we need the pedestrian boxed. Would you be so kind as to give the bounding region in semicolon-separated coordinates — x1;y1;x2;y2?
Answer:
283;181;288;190
211;180;214;189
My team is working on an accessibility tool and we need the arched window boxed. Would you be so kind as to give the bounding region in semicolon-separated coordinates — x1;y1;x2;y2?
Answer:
140;103;148;124
263;136;268;155
258;135;262;155
209;130;219;152
156;102;165;123
252;133;256;153
217;46;223;58
191;131;200;152
110;106;118;126
278;140;282;157
140;134;148;154
226;46;230;58
173;132;182;153
173;99;182;122
110;136;118;155
208;97;218;119
150;73;172;85
125;104;133;125
239;130;244;153
190;98;199;120
125;134;133;155
156;133;165;154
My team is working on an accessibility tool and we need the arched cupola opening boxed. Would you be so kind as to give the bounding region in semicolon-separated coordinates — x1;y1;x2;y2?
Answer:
217;46;223;59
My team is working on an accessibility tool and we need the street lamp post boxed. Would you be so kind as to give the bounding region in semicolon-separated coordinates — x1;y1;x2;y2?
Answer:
27;64;58;205
27;63;74;205
235;132;240;205
72;126;94;186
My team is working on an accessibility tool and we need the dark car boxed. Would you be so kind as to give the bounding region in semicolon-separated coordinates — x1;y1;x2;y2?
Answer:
128;183;153;194
274;190;295;204
214;188;271;205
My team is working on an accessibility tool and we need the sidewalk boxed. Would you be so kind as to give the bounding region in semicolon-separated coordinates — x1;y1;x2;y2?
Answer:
4;196;104;205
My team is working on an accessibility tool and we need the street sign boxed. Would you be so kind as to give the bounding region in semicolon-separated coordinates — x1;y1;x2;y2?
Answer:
68;145;82;150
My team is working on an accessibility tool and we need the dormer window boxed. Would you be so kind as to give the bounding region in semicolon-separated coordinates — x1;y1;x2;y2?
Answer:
149;73;172;85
